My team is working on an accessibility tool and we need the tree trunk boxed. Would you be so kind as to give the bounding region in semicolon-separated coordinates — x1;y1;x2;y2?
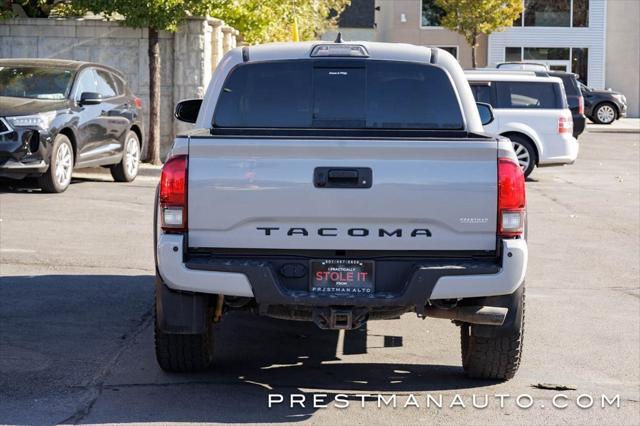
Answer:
147;27;162;165
471;34;478;69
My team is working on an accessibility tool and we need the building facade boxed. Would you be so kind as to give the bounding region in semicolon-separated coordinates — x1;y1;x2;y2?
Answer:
487;0;604;88
375;0;488;68
604;0;639;117
329;0;638;117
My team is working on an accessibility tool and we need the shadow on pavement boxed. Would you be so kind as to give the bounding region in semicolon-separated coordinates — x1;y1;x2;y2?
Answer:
0;275;492;424
0;177;101;193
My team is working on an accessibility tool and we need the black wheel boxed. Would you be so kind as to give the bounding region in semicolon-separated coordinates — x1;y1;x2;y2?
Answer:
460;286;525;380
508;134;537;178
38;134;73;193
154;281;215;372
111;130;140;182
592;102;617;125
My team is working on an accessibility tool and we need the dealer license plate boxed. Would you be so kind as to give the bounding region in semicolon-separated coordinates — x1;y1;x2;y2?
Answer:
310;259;374;295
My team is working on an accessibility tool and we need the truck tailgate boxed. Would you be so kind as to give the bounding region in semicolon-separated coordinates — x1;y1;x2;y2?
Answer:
187;137;497;251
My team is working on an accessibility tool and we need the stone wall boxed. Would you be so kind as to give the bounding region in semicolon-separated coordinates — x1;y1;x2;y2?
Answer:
0;17;239;158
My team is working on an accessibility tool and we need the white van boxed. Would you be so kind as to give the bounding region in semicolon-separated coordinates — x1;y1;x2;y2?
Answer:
466;71;579;177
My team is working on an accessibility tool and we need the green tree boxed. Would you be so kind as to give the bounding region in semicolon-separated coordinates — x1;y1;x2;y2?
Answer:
217;0;350;44
67;0;226;164
1;0;67;18
435;0;523;68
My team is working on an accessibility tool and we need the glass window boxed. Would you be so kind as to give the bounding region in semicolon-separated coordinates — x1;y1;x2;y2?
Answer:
551;73;579;97
214;60;465;130
523;47;570;60
524;0;571;27
111;74;126;95
438;46;458;58
470;84;494;106
313;67;366;128
74;69;98;99
571;47;588;83
496;82;561;109
421;0;445;26
513;11;523;26
215;61;312;128
95;70;117;98
0;66;73;100
365;61;464;129
572;0;589;27
505;47;522;62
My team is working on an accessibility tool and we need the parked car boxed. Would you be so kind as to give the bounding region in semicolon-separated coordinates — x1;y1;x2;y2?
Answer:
0;59;144;192
495;63;586;138
579;82;627;125
466;70;579;177
155;43;528;381
536;71;585;138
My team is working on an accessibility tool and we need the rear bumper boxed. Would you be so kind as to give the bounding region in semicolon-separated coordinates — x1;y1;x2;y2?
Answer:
156;234;527;305
538;134;579;166
572;113;586;138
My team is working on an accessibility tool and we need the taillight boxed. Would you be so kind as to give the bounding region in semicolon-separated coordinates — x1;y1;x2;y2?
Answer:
498;158;526;238
134;97;142;109
578;96;584;115
558;116;572;134
160;155;187;233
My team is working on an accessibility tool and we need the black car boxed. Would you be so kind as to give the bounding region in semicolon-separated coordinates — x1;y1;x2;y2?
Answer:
0;59;145;192
539;71;586;138
579;82;628;125
496;63;586;139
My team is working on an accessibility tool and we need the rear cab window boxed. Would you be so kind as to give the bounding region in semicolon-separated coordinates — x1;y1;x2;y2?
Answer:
213;60;465;130
495;81;564;109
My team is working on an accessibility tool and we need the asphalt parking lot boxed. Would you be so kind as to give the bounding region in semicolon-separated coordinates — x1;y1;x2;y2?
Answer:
1;129;639;425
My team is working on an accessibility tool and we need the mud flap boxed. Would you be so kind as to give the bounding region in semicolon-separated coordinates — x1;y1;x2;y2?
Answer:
466;284;525;338
155;273;210;334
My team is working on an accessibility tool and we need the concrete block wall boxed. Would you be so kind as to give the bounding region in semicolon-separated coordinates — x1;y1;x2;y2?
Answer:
0;17;238;159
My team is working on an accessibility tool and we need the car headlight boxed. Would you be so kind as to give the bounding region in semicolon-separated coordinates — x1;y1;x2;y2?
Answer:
5;111;57;130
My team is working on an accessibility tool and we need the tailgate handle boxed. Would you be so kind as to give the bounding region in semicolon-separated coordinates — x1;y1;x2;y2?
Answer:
328;169;358;180
314;167;372;188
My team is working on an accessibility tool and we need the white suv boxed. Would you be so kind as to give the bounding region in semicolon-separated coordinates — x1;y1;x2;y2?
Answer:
466;71;579;177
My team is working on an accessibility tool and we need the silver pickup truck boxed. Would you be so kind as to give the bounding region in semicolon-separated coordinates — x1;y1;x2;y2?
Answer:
154;41;528;380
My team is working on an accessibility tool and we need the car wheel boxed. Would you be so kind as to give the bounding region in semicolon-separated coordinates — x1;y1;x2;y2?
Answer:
111;131;140;182
508;135;536;178
38;134;74;193
593;103;617;124
154;279;216;373
460;286;525;380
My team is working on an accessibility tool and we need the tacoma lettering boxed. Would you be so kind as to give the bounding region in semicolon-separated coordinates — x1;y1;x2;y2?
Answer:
257;227;432;238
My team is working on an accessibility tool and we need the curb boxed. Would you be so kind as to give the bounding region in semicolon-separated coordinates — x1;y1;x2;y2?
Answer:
587;128;640;134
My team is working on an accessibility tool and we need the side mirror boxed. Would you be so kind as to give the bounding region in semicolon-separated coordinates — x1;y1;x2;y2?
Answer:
175;99;202;124
79;92;103;105
476;102;494;126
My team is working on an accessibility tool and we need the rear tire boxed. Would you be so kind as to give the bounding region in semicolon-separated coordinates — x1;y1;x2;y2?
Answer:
110;130;140;182
154;301;215;372
508;134;536;178
39;134;73;193
460;287;525;380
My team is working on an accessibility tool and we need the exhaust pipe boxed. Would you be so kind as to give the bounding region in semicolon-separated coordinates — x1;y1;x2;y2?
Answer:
425;305;508;326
